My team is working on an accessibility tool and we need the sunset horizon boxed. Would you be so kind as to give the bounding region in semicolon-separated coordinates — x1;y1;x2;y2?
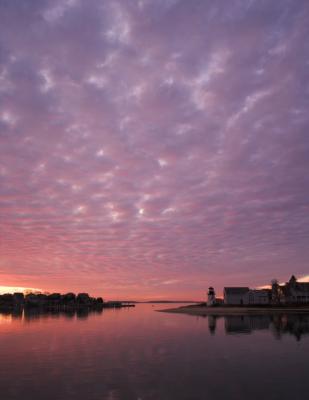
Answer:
1;273;309;302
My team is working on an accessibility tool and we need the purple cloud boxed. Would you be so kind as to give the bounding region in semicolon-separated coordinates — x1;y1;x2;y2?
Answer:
0;0;309;299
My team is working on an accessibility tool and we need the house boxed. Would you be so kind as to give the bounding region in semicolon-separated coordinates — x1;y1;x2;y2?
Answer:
224;287;249;305
224;287;271;305
223;275;309;306
243;289;271;305
272;275;309;304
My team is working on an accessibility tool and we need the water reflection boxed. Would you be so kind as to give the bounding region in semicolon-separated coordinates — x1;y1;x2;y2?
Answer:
207;313;309;341
0;306;104;323
0;304;309;400
2;307;309;341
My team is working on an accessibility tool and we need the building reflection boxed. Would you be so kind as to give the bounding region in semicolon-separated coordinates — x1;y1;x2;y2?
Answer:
224;315;270;334
207;313;309;341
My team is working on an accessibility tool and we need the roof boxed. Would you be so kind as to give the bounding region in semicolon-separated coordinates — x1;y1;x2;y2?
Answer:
224;287;249;295
294;282;309;292
281;281;309;295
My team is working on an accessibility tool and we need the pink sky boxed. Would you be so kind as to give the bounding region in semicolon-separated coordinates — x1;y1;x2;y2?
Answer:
0;1;309;300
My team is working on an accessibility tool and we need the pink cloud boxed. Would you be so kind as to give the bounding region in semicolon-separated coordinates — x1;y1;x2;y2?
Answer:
0;0;308;300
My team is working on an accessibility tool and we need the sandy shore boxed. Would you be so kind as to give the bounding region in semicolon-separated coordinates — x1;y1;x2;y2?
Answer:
158;305;309;316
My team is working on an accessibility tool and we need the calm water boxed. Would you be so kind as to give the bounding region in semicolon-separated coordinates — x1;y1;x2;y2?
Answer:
1;304;309;400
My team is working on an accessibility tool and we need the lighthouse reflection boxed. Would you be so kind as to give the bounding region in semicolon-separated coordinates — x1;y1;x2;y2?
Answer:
207;313;309;341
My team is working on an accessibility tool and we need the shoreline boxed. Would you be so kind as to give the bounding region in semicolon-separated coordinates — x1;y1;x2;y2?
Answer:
158;305;309;316
0;302;135;311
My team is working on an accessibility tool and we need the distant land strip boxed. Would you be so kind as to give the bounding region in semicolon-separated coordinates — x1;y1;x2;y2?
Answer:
0;292;135;310
158;304;309;316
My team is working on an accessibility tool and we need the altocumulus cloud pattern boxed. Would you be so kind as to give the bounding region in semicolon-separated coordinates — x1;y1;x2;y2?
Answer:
0;0;309;298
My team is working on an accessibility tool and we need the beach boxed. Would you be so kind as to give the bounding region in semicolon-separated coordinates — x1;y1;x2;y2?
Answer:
158;304;309;316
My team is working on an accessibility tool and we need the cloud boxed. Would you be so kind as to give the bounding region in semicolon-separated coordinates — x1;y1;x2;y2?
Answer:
0;0;308;298
299;275;309;283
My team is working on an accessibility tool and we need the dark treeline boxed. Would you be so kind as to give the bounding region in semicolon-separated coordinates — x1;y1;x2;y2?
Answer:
0;292;131;309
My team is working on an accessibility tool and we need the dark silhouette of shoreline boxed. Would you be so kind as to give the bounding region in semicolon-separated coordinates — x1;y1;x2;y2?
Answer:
160;303;309;315
0;292;135;311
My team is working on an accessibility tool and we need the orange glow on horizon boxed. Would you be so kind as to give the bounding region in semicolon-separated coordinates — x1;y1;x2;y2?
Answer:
257;275;309;290
0;286;43;295
1;275;308;301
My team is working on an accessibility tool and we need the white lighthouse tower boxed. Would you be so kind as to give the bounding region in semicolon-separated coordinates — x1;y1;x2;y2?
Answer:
207;287;216;306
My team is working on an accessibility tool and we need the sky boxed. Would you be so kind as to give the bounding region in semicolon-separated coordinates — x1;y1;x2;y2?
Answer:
0;0;309;300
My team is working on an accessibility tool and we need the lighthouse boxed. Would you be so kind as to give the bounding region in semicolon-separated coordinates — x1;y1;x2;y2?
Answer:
207;287;216;306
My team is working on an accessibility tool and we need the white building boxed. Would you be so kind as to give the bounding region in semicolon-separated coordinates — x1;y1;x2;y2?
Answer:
224;287;271;305
224;287;249;305
273;275;309;304
244;289;270;305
